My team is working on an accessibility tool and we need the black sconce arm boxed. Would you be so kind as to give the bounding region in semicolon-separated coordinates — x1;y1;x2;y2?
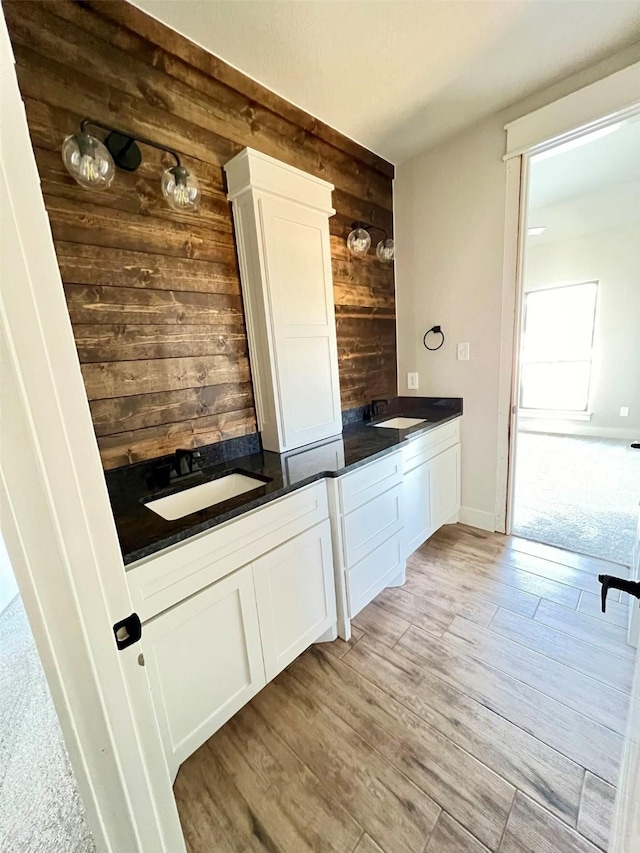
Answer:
79;118;181;168
351;220;391;240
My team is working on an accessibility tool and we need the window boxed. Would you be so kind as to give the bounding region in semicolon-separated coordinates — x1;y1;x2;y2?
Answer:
520;282;598;413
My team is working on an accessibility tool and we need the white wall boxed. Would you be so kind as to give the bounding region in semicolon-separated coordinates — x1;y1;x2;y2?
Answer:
0;532;18;615
523;183;640;439
395;44;640;530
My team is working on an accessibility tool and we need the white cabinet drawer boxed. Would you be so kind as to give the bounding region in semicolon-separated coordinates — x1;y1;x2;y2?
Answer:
346;532;404;618
402;418;460;471
342;483;403;568
339;451;402;515
128;481;328;622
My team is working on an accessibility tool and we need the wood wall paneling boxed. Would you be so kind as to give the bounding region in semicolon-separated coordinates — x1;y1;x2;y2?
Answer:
4;0;396;469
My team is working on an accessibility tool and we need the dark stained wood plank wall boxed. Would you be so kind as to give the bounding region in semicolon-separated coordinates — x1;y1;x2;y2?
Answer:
4;0;396;469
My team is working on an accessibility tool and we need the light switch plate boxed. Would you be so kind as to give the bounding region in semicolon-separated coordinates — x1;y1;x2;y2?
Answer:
620;406;630;417
457;342;470;361
407;372;419;390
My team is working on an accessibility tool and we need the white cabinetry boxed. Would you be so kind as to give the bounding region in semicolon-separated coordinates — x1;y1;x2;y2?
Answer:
402;419;461;559
225;148;342;452
128;482;336;778
403;456;432;557
128;419;462;774
430;443;461;531
143;564;265;776
330;451;406;626
253;520;335;681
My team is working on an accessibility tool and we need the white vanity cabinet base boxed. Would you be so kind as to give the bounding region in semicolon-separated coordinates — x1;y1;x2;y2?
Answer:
253;519;336;681
134;482;337;776
402;419;461;559
143;564;265;781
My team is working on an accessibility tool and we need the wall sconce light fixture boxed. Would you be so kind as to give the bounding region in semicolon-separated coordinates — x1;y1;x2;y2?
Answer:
61;119;201;212
346;221;394;262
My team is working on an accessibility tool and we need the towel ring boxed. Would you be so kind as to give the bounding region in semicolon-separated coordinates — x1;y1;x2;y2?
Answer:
423;325;445;351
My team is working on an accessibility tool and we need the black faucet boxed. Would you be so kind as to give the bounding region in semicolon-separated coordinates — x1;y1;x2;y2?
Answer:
172;448;204;478
370;398;390;418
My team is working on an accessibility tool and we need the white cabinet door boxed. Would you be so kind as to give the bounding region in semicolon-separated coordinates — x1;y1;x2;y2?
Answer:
143;565;265;779
430;443;461;531
259;194;342;450
253;520;336;681
403;459;433;558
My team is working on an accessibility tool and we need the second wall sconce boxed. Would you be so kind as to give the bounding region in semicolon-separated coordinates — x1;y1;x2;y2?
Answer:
346;221;395;263
61;118;201;212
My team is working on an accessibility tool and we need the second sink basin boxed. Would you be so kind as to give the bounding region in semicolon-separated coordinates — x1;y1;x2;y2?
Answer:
145;472;270;521
373;417;426;429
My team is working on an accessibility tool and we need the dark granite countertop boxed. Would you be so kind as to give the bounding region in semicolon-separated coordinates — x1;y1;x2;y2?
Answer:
106;397;462;565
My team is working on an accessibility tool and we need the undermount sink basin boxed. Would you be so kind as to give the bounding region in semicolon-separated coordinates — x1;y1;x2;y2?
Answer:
373;417;427;429
145;472;269;521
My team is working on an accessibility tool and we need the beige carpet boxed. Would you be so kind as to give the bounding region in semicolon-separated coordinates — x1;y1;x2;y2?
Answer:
0;595;95;852
513;432;640;566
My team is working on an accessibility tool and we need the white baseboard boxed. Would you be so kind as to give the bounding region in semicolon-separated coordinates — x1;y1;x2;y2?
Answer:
458;507;496;532
519;422;639;441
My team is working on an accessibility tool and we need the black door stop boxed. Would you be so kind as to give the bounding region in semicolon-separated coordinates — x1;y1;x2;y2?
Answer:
598;575;640;613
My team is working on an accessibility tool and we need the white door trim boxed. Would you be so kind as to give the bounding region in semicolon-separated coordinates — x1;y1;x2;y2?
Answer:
504;61;640;159
497;78;640;537
494;155;523;534
0;13;185;852
498;63;640;852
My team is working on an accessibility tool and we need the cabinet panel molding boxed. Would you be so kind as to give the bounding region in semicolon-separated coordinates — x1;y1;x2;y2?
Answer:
346;532;404;618
430;443;461;530
143;564;265;779
342;484;404;568
253;520;336;681
403;459;434;558
339;450;403;514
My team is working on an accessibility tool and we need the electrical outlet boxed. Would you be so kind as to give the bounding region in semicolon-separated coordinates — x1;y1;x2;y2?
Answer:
457;342;470;361
620;406;630;417
407;372;419;390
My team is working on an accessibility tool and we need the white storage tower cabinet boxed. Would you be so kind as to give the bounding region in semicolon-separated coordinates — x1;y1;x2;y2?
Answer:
225;148;343;453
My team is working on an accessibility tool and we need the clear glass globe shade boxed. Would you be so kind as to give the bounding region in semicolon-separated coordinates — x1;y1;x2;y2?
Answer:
347;227;371;257
376;237;395;263
61;133;115;190
161;167;201;211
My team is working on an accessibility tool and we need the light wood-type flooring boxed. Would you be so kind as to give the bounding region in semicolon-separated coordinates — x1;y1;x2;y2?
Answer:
175;524;635;852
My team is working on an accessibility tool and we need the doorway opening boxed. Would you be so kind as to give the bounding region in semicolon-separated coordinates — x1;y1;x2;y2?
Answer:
510;117;640;567
0;534;95;853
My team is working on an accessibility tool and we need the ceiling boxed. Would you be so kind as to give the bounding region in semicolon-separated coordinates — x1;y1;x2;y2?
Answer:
529;117;640;211
526;118;640;242
133;0;640;163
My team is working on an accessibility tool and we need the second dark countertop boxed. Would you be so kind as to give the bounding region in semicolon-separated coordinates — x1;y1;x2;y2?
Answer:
106;397;462;565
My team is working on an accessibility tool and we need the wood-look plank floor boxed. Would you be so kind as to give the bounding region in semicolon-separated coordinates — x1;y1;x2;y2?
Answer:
175;525;635;852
